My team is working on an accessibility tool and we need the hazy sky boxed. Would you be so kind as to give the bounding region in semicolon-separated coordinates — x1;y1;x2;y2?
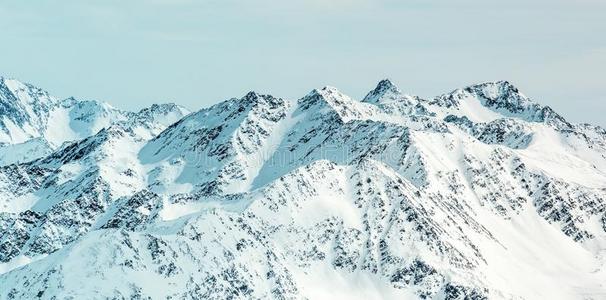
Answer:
1;0;605;125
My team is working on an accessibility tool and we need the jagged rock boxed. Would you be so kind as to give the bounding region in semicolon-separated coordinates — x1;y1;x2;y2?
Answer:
1;77;606;299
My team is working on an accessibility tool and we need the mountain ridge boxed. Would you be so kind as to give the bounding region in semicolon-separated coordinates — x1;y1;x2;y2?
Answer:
1;77;605;299
0;77;190;165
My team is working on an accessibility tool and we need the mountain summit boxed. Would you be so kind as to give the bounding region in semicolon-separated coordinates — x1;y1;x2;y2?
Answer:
0;77;57;144
0;77;190;165
362;78;402;104
1;77;605;299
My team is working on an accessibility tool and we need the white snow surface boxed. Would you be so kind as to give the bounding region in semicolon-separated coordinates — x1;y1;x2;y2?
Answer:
0;77;190;166
0;78;606;299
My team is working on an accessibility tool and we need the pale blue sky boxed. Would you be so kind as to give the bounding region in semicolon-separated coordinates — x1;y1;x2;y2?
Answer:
1;0;605;125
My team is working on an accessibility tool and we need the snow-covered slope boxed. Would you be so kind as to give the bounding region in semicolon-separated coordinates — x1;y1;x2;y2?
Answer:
0;77;56;145
1;78;606;299
0;77;190;165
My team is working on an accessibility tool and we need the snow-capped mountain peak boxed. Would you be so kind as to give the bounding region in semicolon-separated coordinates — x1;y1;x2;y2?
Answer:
431;80;530;109
0;77;57;145
0;77;190;166
427;80;571;129
362;78;404;104
1;77;606;299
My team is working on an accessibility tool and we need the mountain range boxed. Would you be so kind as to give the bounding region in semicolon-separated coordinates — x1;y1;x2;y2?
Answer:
0;76;605;299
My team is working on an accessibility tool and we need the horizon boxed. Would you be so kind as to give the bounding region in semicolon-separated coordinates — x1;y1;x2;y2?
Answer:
3;74;601;128
1;0;605;126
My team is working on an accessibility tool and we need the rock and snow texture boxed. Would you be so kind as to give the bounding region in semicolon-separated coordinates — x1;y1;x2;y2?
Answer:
0;77;190;166
1;77;606;299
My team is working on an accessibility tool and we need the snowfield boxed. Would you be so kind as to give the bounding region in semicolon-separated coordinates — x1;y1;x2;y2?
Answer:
0;77;605;299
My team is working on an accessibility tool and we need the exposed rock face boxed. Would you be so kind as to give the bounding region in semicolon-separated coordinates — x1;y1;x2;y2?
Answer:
1;77;605;299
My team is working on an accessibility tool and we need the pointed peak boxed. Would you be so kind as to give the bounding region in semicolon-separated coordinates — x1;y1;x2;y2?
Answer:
304;85;350;102
0;76;56;106
362;78;405;104
298;85;361;118
373;78;400;94
221;91;263;108
201;90;286;119
243;91;260;100
376;78;398;91
240;91;282;104
195;91;283;121
302;86;345;103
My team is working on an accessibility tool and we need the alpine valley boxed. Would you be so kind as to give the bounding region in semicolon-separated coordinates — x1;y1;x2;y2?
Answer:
0;76;605;299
